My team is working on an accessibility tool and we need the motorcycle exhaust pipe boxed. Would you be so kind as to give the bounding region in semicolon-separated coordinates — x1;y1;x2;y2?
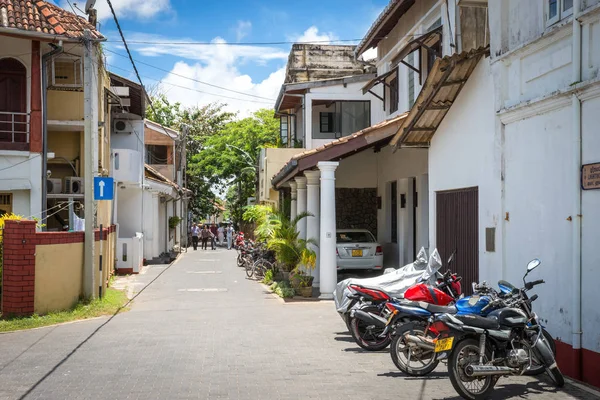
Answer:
465;365;517;377
404;334;435;351
352;310;387;328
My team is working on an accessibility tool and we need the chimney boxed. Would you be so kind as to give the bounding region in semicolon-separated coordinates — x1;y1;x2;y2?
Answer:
88;8;97;27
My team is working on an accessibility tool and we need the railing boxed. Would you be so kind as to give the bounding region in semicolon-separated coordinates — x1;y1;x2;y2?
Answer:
0;111;30;146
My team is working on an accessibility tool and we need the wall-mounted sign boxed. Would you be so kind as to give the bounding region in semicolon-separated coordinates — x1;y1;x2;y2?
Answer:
582;163;600;190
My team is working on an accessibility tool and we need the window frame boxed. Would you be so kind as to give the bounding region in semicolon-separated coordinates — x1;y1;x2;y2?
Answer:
319;112;335;133
280;115;289;146
545;0;573;27
388;72;399;114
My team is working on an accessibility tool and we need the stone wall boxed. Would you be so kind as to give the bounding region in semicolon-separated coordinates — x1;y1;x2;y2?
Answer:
335;188;377;235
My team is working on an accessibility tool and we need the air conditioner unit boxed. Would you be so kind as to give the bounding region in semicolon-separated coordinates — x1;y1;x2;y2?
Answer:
113;119;132;134
64;177;84;194
47;179;62;194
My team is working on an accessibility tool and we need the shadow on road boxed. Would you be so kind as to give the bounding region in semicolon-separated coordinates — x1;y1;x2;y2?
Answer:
378;370;448;380
342;347;389;354
16;262;178;400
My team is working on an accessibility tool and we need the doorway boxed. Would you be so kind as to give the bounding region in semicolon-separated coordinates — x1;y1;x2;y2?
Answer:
436;187;478;294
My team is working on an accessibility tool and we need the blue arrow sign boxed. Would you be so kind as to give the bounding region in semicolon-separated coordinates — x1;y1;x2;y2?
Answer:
94;177;114;200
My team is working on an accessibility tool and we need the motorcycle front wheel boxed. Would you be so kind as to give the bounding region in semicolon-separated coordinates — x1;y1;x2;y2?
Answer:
349;305;391;351
525;328;557;376
390;321;439;376
448;338;496;400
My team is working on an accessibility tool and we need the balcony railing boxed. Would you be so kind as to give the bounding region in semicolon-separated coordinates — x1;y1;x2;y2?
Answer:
0;111;30;150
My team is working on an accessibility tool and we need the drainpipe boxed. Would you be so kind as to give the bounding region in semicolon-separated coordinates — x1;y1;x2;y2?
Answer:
571;0;583;381
41;41;63;229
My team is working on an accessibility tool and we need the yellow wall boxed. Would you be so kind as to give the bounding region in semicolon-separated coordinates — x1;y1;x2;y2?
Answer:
34;242;83;314
47;91;85;121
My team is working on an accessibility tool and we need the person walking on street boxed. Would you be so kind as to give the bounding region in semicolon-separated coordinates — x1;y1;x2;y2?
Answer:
201;225;212;250
191;222;200;250
210;223;218;250
217;224;224;247
226;224;234;250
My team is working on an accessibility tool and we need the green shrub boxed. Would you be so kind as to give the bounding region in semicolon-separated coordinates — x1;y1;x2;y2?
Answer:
269;281;295;298
262;269;274;285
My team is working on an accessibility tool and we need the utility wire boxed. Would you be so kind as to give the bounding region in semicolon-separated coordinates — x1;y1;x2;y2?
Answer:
105;62;274;104
104;49;276;101
0;154;42;172
104;0;174;140
105;38;364;46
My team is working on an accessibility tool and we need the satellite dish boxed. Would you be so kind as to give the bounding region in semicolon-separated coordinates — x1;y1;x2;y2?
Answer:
84;0;96;13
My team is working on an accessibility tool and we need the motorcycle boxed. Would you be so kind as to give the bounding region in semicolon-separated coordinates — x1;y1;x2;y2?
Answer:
348;261;462;351
432;259;564;400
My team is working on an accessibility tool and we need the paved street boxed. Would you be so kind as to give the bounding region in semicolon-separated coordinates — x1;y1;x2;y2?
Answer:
0;249;598;400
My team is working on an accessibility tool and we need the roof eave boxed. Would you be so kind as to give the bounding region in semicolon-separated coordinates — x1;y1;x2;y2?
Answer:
0;26;103;42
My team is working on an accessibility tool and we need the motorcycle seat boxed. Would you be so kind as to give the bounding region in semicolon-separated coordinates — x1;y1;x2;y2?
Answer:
455;314;499;330
352;285;393;300
418;302;457;314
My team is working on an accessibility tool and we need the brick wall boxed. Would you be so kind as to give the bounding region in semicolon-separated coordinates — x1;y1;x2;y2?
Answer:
1;220;36;316
1;221;118;317
335;188;378;235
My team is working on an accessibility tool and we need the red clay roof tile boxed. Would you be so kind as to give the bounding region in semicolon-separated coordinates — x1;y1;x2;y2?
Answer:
0;0;103;39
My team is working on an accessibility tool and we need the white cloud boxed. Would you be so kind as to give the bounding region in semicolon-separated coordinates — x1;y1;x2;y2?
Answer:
159;62;284;118
291;26;339;44
62;0;171;20
235;20;252;42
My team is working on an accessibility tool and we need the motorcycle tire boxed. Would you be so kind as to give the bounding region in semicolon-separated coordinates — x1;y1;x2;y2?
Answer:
448;338;496;400
390;322;439;376
546;366;565;388
344;314;353;333
524;328;557;376
237;254;244;268
349;305;391;351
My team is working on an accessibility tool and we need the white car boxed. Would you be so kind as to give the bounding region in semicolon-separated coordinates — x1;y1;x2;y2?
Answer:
336;229;383;270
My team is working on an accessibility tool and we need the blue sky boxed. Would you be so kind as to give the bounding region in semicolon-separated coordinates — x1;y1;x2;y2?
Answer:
62;0;387;116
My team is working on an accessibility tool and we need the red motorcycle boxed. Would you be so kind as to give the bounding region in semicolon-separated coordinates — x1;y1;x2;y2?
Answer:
348;271;462;351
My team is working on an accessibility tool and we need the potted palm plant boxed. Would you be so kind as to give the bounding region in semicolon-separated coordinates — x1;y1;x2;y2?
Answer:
254;210;317;293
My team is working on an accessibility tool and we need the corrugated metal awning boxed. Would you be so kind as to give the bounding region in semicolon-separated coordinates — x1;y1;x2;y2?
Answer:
390;46;490;149
361;69;397;94
391;26;443;67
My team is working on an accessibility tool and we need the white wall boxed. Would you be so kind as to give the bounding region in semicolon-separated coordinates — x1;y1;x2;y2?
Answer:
428;59;502;285
0;153;42;219
111;118;144;152
503;106;574;344
116;186;143;238
581;95;600;353
335;151;378;188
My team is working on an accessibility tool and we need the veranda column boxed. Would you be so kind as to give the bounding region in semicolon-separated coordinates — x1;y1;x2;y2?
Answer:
295;176;307;240
289;181;298;221
317;161;338;299
304;170;321;287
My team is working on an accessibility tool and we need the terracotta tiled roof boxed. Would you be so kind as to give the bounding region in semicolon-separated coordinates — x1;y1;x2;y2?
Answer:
0;0;104;40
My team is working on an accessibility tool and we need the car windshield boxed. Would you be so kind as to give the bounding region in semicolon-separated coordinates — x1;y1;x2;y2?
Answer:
336;231;375;243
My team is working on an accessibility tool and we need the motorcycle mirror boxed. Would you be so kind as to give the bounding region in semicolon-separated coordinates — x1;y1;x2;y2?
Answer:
527;259;541;272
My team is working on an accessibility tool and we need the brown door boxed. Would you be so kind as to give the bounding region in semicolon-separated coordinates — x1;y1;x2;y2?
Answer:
0;58;27;144
436;187;478;294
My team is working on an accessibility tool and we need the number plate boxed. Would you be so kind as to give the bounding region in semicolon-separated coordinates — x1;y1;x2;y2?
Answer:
434;337;454;353
352;249;363;257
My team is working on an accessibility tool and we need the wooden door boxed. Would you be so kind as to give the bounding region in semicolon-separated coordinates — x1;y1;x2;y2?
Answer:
436;187;479;294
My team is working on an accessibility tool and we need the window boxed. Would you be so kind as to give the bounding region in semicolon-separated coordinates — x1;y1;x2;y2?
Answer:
546;0;573;26
280;116;289;146
0;193;12;216
390;181;398;243
407;52;415;108
389;74;399;114
336;231;376;243
320;112;334;133
314;101;370;139
146;145;169;164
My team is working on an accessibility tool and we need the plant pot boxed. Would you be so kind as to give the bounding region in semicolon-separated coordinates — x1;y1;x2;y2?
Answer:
298;286;312;298
273;271;285;282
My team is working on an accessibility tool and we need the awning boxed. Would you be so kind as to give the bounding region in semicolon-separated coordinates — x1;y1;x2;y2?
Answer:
391;26;443;68
390;46;490;149
361;69;397;95
146;178;177;197
272;113;408;189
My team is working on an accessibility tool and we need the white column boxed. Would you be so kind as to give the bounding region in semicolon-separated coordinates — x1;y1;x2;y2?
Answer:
295;176;307;240
304;170;321;287
289;181;298;222
317;161;338;299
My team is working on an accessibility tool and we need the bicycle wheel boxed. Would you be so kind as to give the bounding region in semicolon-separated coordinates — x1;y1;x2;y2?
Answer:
253;260;272;280
244;256;254;278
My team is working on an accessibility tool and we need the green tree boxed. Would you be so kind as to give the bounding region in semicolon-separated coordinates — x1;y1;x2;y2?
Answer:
190;108;280;224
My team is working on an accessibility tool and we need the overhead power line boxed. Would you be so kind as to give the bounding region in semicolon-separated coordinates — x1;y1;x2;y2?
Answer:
106;39;363;46
106;62;274;104
104;48;277;101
